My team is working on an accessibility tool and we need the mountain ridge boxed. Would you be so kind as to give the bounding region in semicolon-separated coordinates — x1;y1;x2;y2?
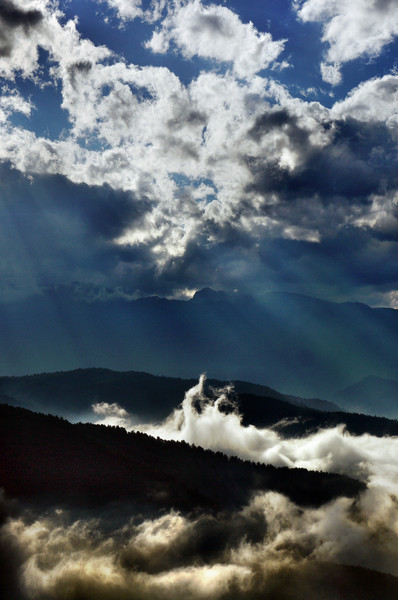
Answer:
0;367;340;421
0;402;364;511
334;375;398;418
1;286;398;403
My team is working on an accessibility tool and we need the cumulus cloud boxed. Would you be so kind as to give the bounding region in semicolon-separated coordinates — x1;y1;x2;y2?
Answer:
353;191;398;240
97;0;144;21
295;0;398;84
0;0;44;78
0;0;396;304
331;74;398;130
145;0;285;78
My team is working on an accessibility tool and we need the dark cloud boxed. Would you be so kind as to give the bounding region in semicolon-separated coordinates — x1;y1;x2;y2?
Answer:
0;0;42;29
68;61;93;89
0;0;42;59
249;108;311;149
0;163;153;298
195;13;229;35
120;509;267;574
247;117;397;204
265;229;398;289
1;90;398;306
166;94;206;130
127;219;398;304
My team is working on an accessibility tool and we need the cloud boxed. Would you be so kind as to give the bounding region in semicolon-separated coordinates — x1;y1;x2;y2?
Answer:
331;74;398;130
0;0;42;28
145;0;285;78
0;0;44;78
3;485;398;599
295;0;398;84
96;376;398;494
97;0;167;23
5;384;398;598
0;164;153;299
320;61;342;85
0;2;395;304
93;401;136;428
352;191;398;241
98;0;144;22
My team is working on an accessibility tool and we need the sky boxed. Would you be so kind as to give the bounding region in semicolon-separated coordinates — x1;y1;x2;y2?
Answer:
0;0;398;306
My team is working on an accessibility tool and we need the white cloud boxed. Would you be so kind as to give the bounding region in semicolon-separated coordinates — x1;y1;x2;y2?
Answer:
97;0;144;21
145;0;285;78
0;63;337;270
96;0;167;23
99;376;398;495
295;0;398;83
5;479;398;598
352;191;398;238
320;61;342;86
331;74;398;129
93;401;136;428
0;0;395;293
0;88;33;122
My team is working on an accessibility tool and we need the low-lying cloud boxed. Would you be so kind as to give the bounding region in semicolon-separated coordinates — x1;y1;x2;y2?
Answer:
3;486;398;599
95;375;398;494
3;378;398;597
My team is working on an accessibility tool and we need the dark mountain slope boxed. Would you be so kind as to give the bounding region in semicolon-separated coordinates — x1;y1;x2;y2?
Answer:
242;562;398;600
0;404;364;510
236;394;398;438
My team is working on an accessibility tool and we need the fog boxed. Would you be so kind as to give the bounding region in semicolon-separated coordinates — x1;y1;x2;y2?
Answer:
3;485;398;599
3;377;398;599
94;375;398;494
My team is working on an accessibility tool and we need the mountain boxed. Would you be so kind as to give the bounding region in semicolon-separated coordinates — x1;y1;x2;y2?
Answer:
2;367;398;441
1;285;398;401
0;367;339;422
334;376;398;418
2;403;397;600
235;393;398;438
0;403;364;510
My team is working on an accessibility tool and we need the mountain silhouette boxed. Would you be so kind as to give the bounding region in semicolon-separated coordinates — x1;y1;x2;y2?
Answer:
334;375;398;417
0;367;339;422
0;403;364;511
1;285;397;402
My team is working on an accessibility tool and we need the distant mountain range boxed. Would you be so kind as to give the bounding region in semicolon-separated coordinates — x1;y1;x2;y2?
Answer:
0;367;339;422
334;375;398;418
3;368;398;439
1;284;398;402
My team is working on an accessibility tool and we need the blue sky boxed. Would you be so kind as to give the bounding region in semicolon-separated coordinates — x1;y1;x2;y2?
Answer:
0;0;398;306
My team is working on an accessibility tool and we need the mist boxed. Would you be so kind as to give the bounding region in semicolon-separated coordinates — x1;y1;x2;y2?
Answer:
3;485;398;600
4;377;398;598
94;375;398;494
